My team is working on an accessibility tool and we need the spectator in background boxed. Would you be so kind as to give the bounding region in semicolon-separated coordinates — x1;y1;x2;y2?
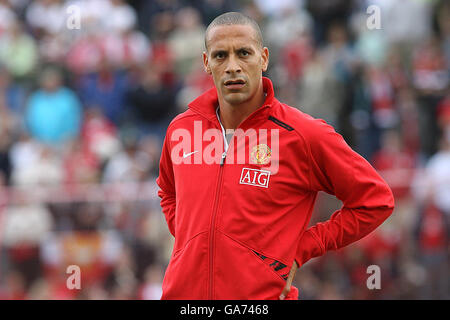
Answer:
0;0;16;37
80;108;121;165
366;65;397;132
436;0;450;67
77;59;130;125
25;0;65;39
414;198;449;299
39;203;124;297
126;64;177;140
104;0;137;34
253;0;299;18
136;0;182;36
411;102;450;299
168;7;206;78
372;129;417;243
100;0;151;70
321;22;356;136
305;0;353;45
0;21;38;81
104;245;138;299
263;2;312;52
265;5;313;105
384;48;409;94
102;131;152;184
11;144;64;186
415;102;450;217
8;132;42;180
384;0;433;56
196;0;236;25
101;28;151;70
297;48;342;129
0;271;27;299
147;11;176;86
1;191;54;290
352;8;387;69
26;0;74;65
412;35;449;158
25;67;82;145
64;0;143;72
138;265;164;300
321;22;356;82
72;0;113;34
174;56;215;115
0;75;17;183
63;138;100;185
65;30;105;75
0;66;27;116
372;129;416;200
0;104;13;185
396;87;420;155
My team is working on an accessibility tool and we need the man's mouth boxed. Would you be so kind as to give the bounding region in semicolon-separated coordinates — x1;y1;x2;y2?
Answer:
224;79;246;89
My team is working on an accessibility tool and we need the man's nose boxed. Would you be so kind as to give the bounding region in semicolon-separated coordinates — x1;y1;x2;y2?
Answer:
225;55;241;74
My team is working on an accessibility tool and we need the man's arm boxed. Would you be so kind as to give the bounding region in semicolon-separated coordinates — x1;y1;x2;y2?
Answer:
156;132;177;237
295;119;395;267
280;120;394;299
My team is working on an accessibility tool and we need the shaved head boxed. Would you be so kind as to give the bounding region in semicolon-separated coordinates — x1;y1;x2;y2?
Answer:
205;12;263;51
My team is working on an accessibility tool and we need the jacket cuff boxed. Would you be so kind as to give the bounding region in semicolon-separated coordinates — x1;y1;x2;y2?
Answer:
294;229;324;267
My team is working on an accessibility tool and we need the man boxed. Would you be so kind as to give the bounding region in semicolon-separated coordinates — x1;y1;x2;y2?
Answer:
156;12;394;300
26;67;82;145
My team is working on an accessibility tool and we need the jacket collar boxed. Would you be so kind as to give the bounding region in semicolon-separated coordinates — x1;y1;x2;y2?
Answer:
188;77;276;123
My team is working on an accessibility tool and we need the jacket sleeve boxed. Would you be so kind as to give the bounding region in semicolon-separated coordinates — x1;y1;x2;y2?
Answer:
295;120;395;267
156;130;177;237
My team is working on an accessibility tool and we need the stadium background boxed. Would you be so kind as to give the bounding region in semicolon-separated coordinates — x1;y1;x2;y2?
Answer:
0;0;448;299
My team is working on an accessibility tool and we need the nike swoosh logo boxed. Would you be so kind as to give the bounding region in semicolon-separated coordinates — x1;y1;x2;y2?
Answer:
183;151;198;158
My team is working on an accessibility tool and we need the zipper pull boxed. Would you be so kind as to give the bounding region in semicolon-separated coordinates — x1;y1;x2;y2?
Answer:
220;152;226;166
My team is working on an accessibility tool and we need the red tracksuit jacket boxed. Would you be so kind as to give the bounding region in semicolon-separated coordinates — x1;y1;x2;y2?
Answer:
156;77;395;300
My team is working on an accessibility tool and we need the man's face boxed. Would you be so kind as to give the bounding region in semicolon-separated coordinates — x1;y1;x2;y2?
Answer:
203;24;269;106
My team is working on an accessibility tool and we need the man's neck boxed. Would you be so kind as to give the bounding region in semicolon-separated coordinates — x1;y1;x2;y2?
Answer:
217;86;266;131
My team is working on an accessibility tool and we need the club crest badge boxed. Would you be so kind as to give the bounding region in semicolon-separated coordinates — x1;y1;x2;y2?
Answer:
250;144;271;165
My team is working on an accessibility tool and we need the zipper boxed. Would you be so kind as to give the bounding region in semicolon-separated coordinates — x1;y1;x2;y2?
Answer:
202;104;271;299
208;151;227;299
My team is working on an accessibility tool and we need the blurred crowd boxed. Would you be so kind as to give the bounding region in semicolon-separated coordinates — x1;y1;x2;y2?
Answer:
0;0;448;299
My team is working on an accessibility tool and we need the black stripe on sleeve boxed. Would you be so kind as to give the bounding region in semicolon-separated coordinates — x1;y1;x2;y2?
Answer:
268;116;294;131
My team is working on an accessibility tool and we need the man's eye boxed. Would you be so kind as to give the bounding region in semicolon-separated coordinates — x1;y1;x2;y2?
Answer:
240;51;249;56
216;53;225;59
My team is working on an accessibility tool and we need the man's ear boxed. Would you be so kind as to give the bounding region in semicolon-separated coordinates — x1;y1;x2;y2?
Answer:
261;47;269;72
202;52;211;74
